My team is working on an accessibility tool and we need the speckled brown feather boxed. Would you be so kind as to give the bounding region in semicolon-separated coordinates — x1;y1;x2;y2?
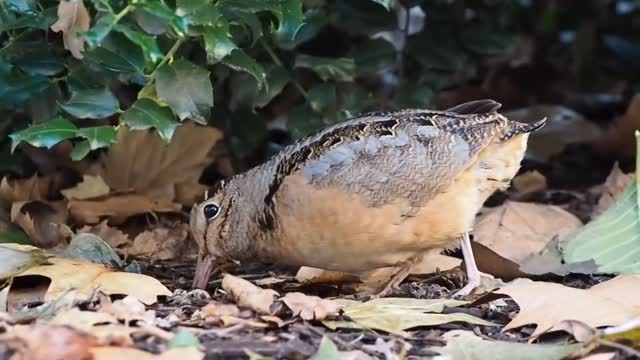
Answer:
190;100;545;281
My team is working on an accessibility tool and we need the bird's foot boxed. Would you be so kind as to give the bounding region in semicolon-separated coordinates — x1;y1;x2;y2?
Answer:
448;272;483;299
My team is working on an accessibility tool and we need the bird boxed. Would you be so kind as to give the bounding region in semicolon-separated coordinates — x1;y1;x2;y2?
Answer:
189;99;546;297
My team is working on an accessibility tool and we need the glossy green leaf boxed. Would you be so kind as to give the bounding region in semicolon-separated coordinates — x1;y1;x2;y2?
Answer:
77;126;117;150
295;54;355;82
121;98;179;143
222;49;266;89
228;64;289;111
28;84;62;123
114;24;164;63
156;59;213;124
84;33;145;74
84;13;118;47
9;117;78;152
222;8;263;44
369;0;391;10
254;65;290;108
135;1;188;35
5;39;64;76
61;88;120;119
176;0;220;26
67;63;109;92
134;9;169;35
0;73;49;106
7;0;36;15
203;25;238;63
1;7;56;31
0;230;32;245
71;139;91;161
564;132;640;273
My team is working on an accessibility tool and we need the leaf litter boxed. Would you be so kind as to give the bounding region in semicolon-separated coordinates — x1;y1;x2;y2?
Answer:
3;108;640;359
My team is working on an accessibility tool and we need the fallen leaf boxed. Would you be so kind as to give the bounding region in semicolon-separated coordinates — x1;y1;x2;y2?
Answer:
50;0;91;59
128;223;193;261
78;220;130;249
591;163;634;217
0;174;58;207
13;257;171;305
593;94;640;163
295;267;361;285
472;201;587;280
309;336;374;360
95;122;223;206
0;244;50;280
68;193;182;225
201;301;240;320
511;170;547;200
432;330;582;360
4;323;100;360
564;133;640;273
323;297;496;337
495;276;640;340
221;274;279;315
578;353;616;360
280;292;341;320
91;347;204;360
11;200;69;248
61;174;111;200
99;295;156;326
51;307;121;336
60;233;127;269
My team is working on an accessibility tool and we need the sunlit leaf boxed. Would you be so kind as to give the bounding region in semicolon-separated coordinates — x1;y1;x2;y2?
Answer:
77;126;117;150
61;88;120;119
176;0;220;26
121;98;179;143
203;24;238;63
274;0;304;43
9;116;78;152
564;132;640;273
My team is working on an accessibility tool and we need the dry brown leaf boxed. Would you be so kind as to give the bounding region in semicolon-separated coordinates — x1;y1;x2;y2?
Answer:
592;163;635;217
280;292;341;320
511;170;547;200
472;201;583;280
201;301;240;320
68;193;182;225
0;174;60;207
99;296;156;326
61;174;110;200
295;267;361;285
78;220;130;249
50;0;91;59
128;224;193;261
13;257;171;305
221;274;279;315
91;347;204;360
3;322;100;360
496;276;640;340
11;200;69;248
593;94;640;162
219;315;269;328
95;122;223;206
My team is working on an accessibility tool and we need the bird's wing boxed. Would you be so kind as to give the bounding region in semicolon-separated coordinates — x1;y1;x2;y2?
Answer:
256;100;507;228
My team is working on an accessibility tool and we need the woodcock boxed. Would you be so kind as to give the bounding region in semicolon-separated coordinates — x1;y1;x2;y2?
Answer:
190;100;546;297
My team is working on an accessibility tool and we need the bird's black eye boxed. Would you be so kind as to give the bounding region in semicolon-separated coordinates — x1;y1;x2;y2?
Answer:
203;204;220;219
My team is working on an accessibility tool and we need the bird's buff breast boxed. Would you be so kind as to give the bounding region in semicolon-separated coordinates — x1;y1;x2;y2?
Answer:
254;174;478;273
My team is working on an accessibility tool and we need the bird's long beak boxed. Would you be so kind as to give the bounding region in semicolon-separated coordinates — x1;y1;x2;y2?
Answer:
192;251;216;289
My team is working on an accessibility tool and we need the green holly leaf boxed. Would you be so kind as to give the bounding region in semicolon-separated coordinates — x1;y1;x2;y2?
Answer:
5;39;64;76
1;6;56;31
203;24;237;63
121;98;179;142
295;54;355;82
84;13;118;47
61;88;120;119
0;73;49;106
70;140;91;161
368;0;391;10
77;126;117;149
156;60;213;124
84;33;145;74
114;24;164;63
135;1;188;35
9;117;78;152
67;63;109;92
176;0;220;26
222;49;266;89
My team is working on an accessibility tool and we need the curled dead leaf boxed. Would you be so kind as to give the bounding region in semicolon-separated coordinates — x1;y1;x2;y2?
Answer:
221;274;279;315
61;174;110;201
10;200;69;249
0;174;61;207
280;292;341;320
592;163;634;217
50;0;91;59
95;122;223;206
